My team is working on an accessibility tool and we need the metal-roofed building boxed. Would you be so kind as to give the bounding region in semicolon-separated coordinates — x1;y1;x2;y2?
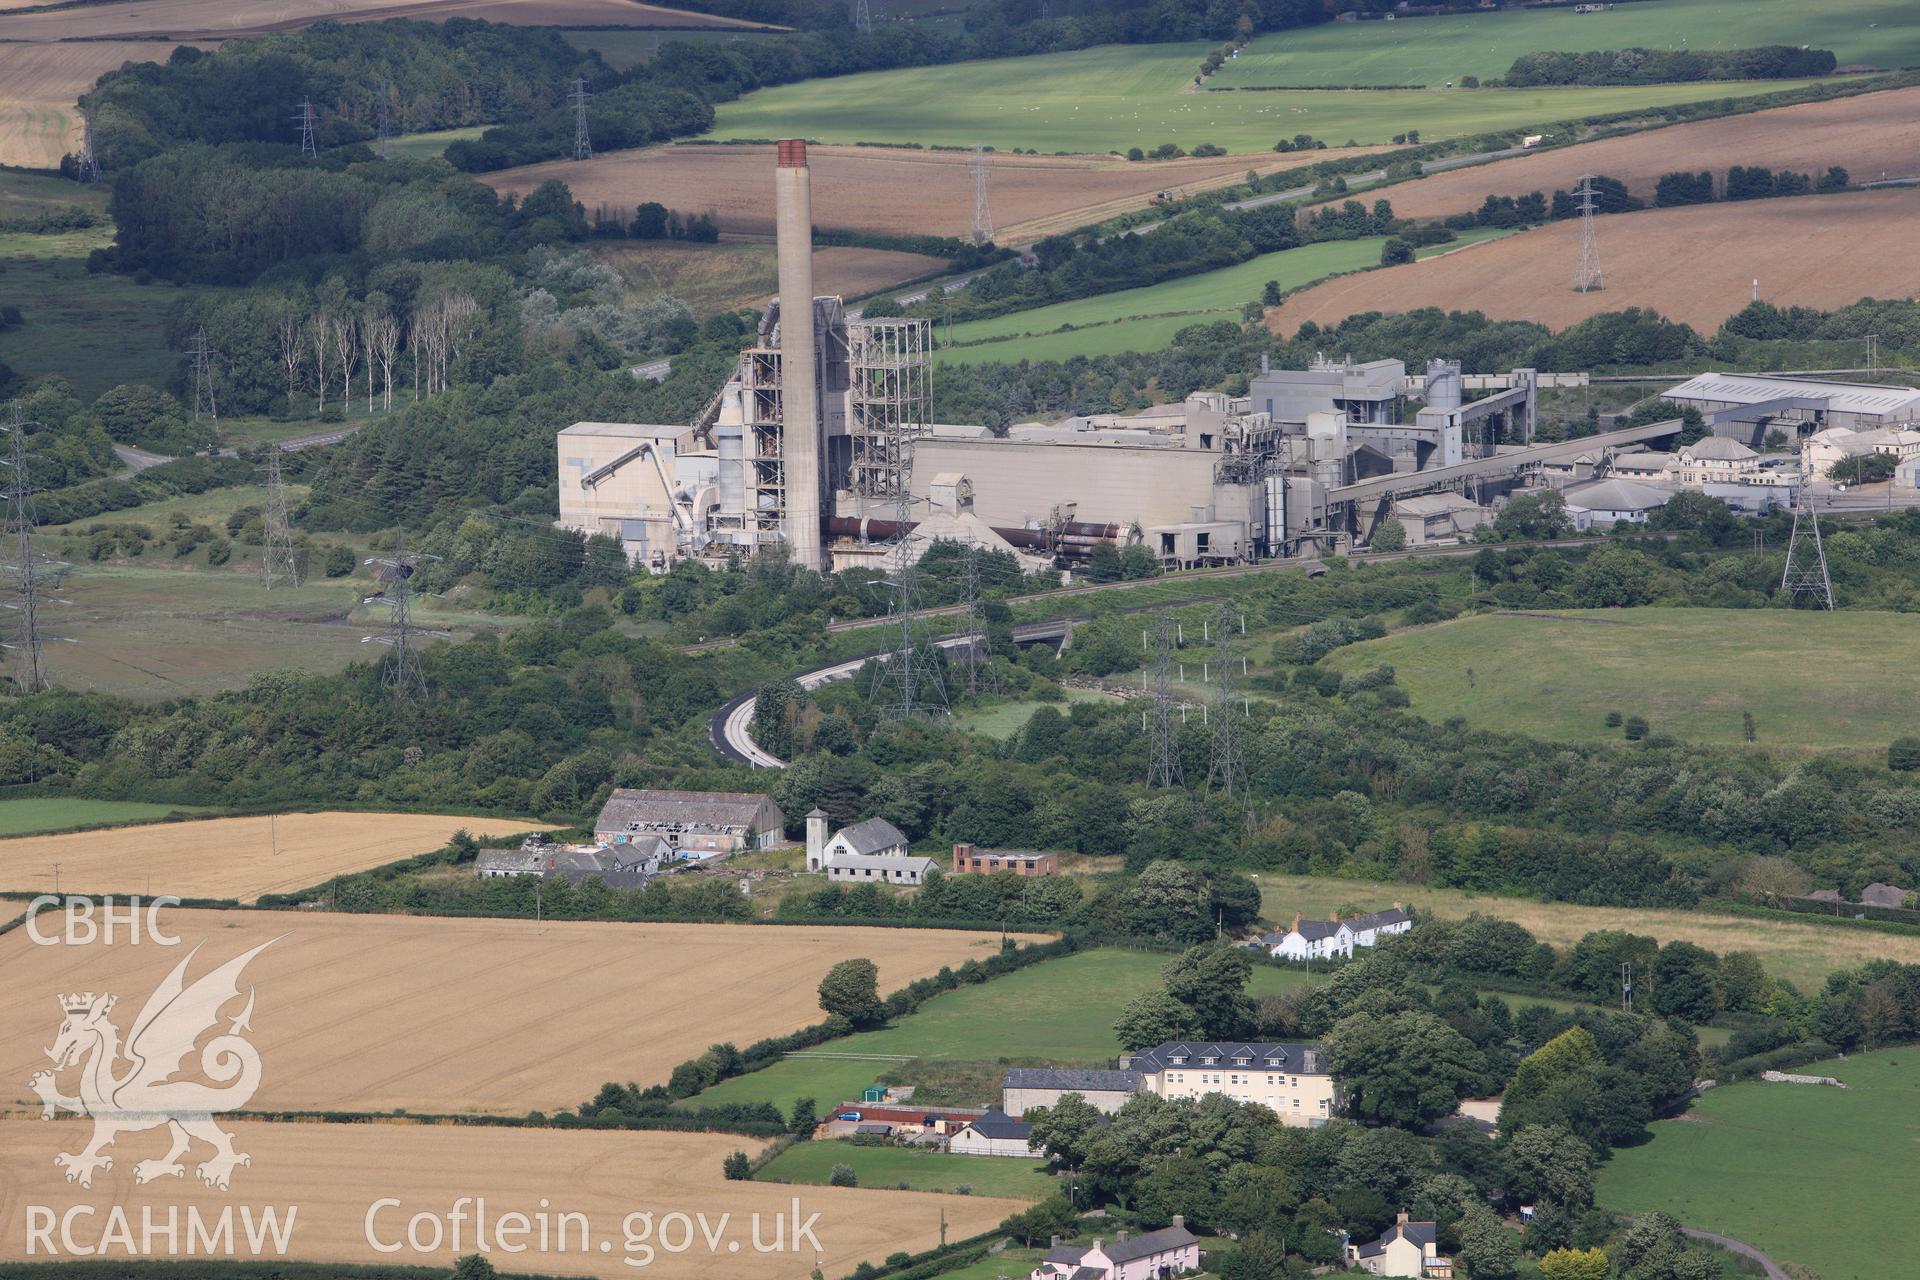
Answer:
594;788;786;855
1663;373;1920;443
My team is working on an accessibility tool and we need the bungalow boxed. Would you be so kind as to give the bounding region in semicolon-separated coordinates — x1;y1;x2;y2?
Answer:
1347;905;1413;947
1264;916;1354;961
1003;1067;1144;1117
1029;1218;1200;1280
1347;1211;1452;1278
946;1109;1035;1158
544;843;664;889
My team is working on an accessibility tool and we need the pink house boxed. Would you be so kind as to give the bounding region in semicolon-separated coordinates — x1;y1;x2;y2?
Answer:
1029;1218;1199;1280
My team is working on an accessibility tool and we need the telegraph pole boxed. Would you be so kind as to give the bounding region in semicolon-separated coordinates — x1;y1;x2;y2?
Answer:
569;78;592;161
260;446;299;588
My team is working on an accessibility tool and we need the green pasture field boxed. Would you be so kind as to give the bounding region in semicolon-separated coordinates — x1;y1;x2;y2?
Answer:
1215;0;1920;90
1597;1049;1920;1280
689;945;1663;1114
938;229;1510;366
0;229;220;400
1255;870;1914;1002
1322;607;1920;750
936;230;1509;365
705;42;1832;153
385;127;487;160
0;798;212;836
562;29;786;72
953;688;1118;739
45;484;296;534
756;1141;1055;1199
0;169;110;220
32;558;508;700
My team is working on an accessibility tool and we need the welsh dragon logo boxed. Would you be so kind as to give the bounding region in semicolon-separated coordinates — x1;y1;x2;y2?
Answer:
29;940;276;1191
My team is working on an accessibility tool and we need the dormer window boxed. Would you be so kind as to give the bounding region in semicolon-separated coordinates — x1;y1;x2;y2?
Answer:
1202;1056;1217;1065
1170;1055;1187;1065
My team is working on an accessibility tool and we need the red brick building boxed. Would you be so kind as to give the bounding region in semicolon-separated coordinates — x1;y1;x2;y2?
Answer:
951;843;1058;876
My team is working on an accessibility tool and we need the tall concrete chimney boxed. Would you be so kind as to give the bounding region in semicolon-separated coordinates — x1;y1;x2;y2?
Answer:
775;139;825;571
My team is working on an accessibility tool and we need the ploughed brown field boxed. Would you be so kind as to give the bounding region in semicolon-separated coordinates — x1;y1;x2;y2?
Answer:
593;241;946;313
487;142;1390;242
0;812;552;902
0;1122;1023;1278
0;909;1035;1114
0;0;764;39
1350;86;1920;223
1268;185;1920;336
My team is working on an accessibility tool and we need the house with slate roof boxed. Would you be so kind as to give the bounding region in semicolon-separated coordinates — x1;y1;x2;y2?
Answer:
1346;905;1413;947
946;1108;1036;1157
1029;1217;1200;1280
1003;1067;1143;1117
1128;1041;1338;1127
1347;1211;1452;1278
1263;915;1355;961
807;814;910;869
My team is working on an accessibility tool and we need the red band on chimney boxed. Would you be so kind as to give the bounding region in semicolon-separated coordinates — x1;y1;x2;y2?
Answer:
777;138;807;167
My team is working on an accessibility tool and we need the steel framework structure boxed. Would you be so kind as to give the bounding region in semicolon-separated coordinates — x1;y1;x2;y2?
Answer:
570;78;592;161
1781;471;1834;609
1144;613;1183;788
77;108;101;182
2;406;50;693
1204;603;1248;799
971;144;993;246
848;317;930;506
741;346;788;544
294;98;318;158
260;446;300;588
1573;174;1604;293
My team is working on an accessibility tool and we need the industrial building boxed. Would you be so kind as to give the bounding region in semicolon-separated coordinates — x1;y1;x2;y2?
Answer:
1662;372;1920;445
557;142;1752;569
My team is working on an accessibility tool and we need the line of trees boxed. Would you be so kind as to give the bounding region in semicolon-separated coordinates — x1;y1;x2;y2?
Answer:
1655;164;1850;206
1504;45;1837;88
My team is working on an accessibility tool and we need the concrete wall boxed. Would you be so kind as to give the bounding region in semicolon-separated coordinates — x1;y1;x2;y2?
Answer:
556;424;696;562
910;438;1226;529
1002;1087;1136;1118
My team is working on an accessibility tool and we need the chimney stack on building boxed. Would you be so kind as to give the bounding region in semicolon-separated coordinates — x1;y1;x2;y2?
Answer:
774;139;826;571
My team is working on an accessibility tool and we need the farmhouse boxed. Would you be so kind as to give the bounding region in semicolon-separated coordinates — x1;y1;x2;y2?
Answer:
950;843;1059;876
1003;1067;1143;1117
1347;906;1412;947
595;789;785;856
1128;1041;1338;1126
1264;916;1354;961
1029;1218;1200;1280
947;1109;1035;1157
1348;1211;1453;1278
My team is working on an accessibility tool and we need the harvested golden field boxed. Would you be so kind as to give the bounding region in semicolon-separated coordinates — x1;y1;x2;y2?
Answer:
0;1122;1022;1278
594;240;944;312
488;142;1389;241
1259;874;1920;993
1268;186;1920;336
0;910;1034;1115
0;812;550;902
0;41;206;168
1361;86;1920;223
0;0;764;41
